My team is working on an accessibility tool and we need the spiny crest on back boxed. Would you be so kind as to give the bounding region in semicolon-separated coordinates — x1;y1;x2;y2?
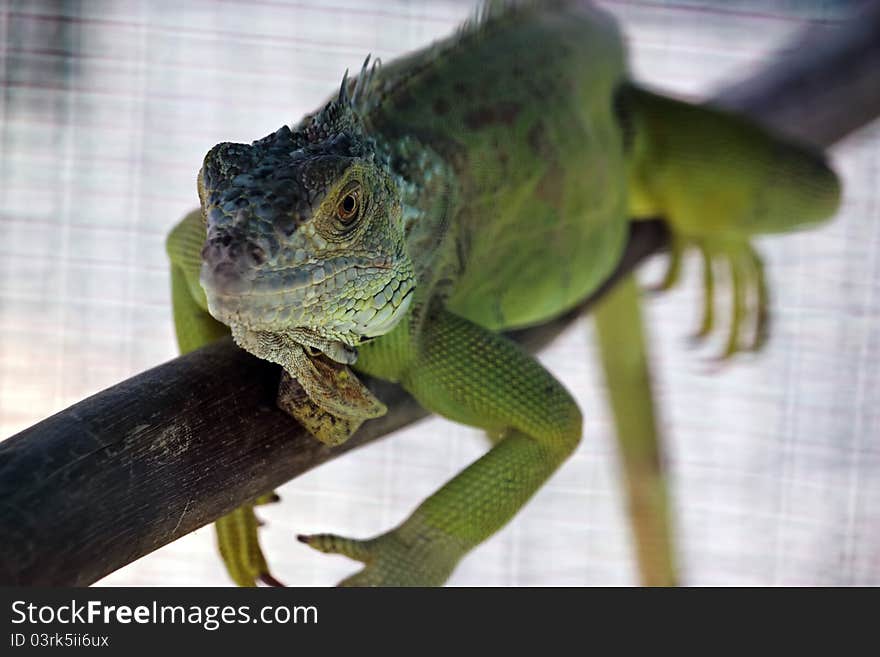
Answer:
361;0;574;120
199;54;391;250
303;2;556;139
457;0;561;37
301;55;382;143
457;0;514;35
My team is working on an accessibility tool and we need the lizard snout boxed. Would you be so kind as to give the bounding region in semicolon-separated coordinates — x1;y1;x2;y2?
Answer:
200;229;265;296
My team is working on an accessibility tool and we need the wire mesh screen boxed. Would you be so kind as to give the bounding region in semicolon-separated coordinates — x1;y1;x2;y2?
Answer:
1;0;877;586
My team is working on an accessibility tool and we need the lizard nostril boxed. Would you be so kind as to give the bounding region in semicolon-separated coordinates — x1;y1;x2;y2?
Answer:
203;229;252;269
249;244;267;265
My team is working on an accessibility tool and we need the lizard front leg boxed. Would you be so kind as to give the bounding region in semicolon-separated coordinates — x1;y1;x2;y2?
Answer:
299;308;582;586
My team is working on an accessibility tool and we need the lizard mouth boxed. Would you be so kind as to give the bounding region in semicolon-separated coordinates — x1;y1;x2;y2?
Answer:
225;285;413;378
364;287;414;338
200;253;393;299
204;272;415;356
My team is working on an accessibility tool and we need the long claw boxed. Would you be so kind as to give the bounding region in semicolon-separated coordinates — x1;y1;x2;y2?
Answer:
719;253;746;359
650;236;683;293
668;235;769;361
749;248;770;352
259;573;286;587
692;244;715;341
255;491;281;505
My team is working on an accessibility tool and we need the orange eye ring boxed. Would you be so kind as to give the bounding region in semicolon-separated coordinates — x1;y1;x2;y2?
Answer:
336;189;360;223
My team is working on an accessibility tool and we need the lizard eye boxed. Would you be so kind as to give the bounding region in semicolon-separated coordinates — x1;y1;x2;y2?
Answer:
336;185;361;224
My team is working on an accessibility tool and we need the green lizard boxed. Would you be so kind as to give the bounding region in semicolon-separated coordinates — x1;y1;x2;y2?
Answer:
166;0;840;586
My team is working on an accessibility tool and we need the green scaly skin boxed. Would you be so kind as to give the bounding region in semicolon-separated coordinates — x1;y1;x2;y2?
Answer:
166;1;840;586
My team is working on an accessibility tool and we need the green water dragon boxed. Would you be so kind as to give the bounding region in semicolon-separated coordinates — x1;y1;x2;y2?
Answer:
166;0;840;586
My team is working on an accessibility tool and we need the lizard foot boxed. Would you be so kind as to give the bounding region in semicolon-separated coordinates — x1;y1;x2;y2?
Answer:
651;236;768;360
216;494;285;587
297;527;463;587
689;238;768;359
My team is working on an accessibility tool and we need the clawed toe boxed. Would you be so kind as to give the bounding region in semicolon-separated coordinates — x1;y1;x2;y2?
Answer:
298;532;387;586
258;572;286;587
216;503;283;587
651;236;770;360
298;533;373;562
298;528;461;586
697;240;769;360
649;235;684;293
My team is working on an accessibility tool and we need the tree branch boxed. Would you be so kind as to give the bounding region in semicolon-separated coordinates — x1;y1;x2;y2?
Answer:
1;3;878;586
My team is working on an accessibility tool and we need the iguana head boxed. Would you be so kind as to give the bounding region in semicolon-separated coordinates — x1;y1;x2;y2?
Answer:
197;84;414;365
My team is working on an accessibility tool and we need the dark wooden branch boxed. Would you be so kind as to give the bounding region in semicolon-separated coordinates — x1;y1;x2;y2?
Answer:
1;3;878;586
713;0;880;147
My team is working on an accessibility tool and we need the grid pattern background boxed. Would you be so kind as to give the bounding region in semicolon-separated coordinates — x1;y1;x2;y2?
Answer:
1;0;877;586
